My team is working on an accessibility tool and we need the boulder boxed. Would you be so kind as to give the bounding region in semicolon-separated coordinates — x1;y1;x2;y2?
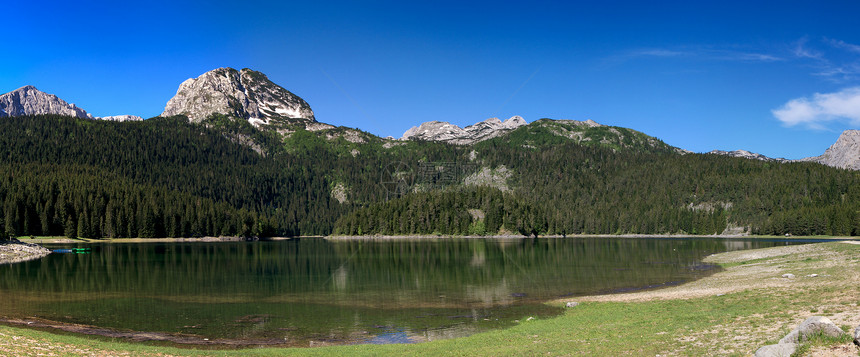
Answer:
754;343;797;357
565;302;580;308
781;273;795;279
779;316;845;344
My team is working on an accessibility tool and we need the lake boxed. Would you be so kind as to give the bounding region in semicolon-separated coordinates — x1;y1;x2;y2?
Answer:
0;237;798;347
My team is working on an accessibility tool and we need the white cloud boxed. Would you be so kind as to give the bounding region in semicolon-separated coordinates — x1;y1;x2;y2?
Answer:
793;37;822;59
773;87;860;128
826;38;860;54
609;47;782;66
635;49;687;57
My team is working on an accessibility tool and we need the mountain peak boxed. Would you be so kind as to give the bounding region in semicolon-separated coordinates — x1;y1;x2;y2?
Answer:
161;67;316;128
402;116;528;144
802;129;860;170
0;85;93;119
503;115;527;128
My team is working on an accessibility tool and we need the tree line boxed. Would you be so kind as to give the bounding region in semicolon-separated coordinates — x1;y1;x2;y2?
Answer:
2;114;859;239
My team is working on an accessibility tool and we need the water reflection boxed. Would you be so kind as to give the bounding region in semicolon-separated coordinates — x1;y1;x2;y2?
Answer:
0;238;793;346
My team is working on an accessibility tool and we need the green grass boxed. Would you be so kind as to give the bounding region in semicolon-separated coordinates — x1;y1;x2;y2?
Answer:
790;329;856;357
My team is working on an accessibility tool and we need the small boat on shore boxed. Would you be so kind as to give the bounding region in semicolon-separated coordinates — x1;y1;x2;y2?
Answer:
52;248;91;254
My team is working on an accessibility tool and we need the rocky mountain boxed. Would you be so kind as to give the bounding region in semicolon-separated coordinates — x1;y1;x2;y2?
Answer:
401;116;527;144
800;130;860;170
709;130;859;170
161;67;319;130
100;115;144;122
0;85;144;121
707;150;788;163
0;85;93;119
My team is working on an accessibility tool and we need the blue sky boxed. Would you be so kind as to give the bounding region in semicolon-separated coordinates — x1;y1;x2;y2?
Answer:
4;1;860;159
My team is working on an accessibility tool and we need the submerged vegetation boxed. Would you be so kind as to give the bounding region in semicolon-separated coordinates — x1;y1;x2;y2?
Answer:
1;114;859;239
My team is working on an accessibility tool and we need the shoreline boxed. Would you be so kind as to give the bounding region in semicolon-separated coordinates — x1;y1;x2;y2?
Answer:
0;241;52;265
16;234;857;245
325;233;858;241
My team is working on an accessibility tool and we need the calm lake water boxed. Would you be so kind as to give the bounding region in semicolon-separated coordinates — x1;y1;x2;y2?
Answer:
0;238;797;347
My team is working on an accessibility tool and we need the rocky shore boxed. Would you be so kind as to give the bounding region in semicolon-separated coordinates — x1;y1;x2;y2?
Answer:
0;242;51;264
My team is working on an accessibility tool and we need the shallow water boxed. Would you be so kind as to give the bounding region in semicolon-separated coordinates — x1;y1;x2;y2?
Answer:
0;238;796;346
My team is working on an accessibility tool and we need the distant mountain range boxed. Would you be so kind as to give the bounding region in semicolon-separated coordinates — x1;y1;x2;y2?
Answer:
2;67;860;239
1;67;857;171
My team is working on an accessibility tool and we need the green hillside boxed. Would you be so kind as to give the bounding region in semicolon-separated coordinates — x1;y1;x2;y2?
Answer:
1;114;858;239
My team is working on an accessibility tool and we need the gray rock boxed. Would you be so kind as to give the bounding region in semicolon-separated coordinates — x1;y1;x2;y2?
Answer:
0;85;93;119
779;316;845;344
754;343;797;357
719;130;860;171
708;149;789;163
161;67;316;128
799;130;860;170
98;115;143;122
781;273;795;279
0;242;52;265
401;116;527;145
565;302;579;308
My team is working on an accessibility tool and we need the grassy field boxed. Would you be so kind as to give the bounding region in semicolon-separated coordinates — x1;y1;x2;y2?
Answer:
1;241;858;356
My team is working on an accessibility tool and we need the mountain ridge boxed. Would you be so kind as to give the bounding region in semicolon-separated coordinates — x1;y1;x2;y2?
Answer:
0;85;142;121
3;67;857;171
707;150;789;163
401;116;528;144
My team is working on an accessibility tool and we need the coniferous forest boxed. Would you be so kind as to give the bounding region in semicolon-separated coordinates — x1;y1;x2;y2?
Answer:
1;114;859;239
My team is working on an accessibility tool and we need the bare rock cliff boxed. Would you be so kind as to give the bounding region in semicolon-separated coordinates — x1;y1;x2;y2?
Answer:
0;85;93;119
800;130;860;170
161;67;316;128
708;149;789;163
401;116;528;144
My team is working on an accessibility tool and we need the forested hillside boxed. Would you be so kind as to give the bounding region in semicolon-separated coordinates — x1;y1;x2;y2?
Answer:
337;134;860;237
0;115;464;238
2;114;859;239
